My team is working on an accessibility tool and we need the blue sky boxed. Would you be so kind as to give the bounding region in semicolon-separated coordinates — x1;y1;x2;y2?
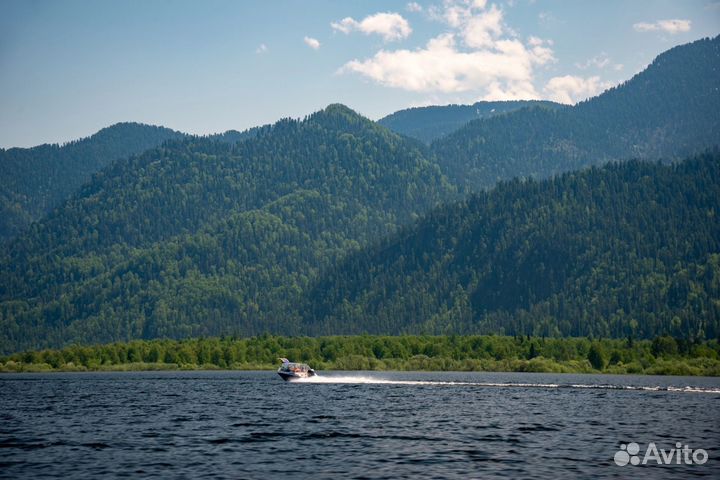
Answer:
1;0;718;147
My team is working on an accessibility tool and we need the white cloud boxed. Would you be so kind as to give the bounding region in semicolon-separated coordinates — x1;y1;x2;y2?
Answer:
341;32;551;99
575;54;610;70
255;44;268;54
538;11;563;27
331;17;357;34
633;19;691;34
434;0;488;28
462;3;503;48
331;12;412;42
406;2;423;12
543;75;612;104
527;36;543;46
574;52;624;72
339;2;556;99
303;36;321;50
336;1;620;105
527;36;555;64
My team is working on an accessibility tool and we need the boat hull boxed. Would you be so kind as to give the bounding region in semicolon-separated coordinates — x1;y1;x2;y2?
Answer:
277;370;316;381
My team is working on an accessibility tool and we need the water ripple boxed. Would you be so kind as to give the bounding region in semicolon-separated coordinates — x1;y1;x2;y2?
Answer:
0;370;717;479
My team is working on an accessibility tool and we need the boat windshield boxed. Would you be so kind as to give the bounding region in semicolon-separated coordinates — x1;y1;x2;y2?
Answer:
279;363;309;372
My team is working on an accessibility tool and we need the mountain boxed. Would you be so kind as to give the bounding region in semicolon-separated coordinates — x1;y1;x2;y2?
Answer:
378;100;564;143
304;151;720;340
0;122;185;243
2;38;718;354
206;124;269;144
431;36;720;190
0;105;456;353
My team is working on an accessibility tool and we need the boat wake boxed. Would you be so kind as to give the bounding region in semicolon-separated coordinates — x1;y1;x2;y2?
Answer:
292;374;720;394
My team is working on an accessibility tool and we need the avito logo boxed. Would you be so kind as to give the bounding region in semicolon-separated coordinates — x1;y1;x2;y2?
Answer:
614;442;708;466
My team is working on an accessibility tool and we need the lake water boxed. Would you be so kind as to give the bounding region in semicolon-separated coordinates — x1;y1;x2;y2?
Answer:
1;371;718;479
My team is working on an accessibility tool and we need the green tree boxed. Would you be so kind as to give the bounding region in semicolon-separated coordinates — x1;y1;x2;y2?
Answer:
587;343;606;370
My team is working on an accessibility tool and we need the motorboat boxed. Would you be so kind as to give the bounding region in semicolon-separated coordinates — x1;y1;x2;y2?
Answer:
277;358;316;381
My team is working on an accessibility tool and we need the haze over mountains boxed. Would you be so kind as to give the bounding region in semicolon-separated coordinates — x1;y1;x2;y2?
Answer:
0;36;718;353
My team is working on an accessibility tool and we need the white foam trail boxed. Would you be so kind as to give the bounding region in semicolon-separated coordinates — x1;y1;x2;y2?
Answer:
297;375;446;385
290;375;720;393
668;386;720;394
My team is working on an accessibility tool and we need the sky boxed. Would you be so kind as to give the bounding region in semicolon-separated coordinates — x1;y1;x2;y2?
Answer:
1;0;718;148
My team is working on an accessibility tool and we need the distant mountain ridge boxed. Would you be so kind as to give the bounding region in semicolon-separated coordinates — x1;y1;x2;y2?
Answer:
0;122;185;243
378;100;564;143
0;122;277;244
431;36;720;190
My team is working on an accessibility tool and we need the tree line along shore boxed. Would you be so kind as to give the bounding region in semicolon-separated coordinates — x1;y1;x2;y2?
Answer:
1;334;718;376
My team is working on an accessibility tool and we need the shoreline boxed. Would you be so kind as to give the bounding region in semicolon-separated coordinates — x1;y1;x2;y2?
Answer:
3;334;718;377
2;359;719;377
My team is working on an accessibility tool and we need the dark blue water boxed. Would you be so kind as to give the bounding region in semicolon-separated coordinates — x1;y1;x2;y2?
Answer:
1;371;718;479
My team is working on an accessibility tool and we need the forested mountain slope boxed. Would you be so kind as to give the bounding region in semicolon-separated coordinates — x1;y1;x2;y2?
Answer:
305;152;720;340
1;38;718;353
431;36;720;190
378;100;563;143
0;123;185;242
0;105;456;353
